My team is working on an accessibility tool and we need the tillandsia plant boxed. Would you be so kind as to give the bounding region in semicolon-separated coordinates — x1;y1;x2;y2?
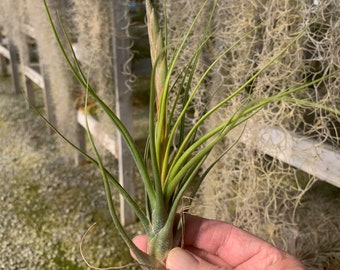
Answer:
43;0;340;269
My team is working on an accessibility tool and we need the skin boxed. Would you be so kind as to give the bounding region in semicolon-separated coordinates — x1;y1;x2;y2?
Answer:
132;214;306;270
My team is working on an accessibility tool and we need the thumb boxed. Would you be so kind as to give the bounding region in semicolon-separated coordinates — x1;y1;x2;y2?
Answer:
166;247;229;270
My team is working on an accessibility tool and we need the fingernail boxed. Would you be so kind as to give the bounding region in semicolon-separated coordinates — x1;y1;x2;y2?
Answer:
166;247;199;270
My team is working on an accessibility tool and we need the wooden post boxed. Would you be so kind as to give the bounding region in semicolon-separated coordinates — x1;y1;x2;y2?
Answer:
111;1;136;226
8;42;21;93
25;76;36;106
0;57;7;76
43;0;86;164
75;122;87;166
0;47;8;76
39;63;56;134
20;35;36;108
22;24;56;132
0;32;8;76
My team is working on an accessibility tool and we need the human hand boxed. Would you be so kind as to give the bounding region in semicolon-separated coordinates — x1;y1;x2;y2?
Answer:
132;214;306;270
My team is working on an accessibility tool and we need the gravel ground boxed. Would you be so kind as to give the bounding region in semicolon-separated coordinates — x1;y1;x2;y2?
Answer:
0;76;142;270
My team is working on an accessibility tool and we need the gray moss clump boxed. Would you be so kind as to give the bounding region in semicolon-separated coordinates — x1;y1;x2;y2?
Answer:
157;0;340;267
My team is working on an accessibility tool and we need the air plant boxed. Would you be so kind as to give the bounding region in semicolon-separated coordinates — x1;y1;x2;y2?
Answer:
43;0;339;269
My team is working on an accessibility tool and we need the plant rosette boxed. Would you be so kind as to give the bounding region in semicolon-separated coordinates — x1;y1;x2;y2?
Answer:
43;0;340;269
